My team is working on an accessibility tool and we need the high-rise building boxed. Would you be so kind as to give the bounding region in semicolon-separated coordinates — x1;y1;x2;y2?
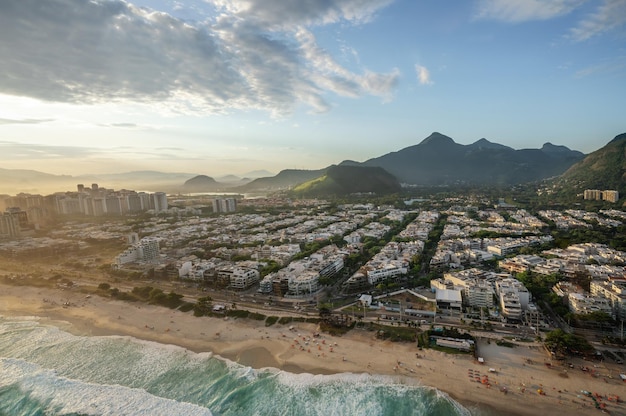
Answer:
584;189;619;203
105;196;123;215
0;212;21;238
139;237;160;261
213;198;237;213
603;190;620;203
153;192;168;213
126;193;143;212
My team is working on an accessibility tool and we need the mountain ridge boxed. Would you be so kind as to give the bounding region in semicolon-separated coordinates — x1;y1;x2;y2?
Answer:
0;132;604;195
358;132;585;186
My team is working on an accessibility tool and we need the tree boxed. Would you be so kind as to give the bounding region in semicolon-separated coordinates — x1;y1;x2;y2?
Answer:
193;296;213;317
544;329;593;357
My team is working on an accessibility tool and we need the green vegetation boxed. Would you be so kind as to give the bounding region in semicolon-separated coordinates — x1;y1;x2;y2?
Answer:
278;316;293;325
372;323;419;342
248;312;266;320
515;271;563;299
559;133;626;195
178;302;195;313
291;165;402;197
544;329;594;358
193;296;213;317
265;316;279;326
319;320;355;336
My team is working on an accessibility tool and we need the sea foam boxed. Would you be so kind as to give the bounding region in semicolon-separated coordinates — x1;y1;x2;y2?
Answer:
0;357;213;416
0;315;473;416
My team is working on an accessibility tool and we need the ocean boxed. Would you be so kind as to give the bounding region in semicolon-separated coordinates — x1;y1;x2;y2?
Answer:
0;316;474;416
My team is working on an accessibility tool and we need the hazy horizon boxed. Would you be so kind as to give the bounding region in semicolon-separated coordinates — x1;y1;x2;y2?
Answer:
1;0;625;177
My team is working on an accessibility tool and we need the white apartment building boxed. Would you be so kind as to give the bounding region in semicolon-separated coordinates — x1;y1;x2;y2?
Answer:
218;266;260;290
590;278;626;320
500;292;524;321
465;283;495;309
153;192;168;213
288;271;320;297
213;198;237;213
437;269;497;309
568;293;613;316
114;237;160;266
365;261;408;285
496;277;530;321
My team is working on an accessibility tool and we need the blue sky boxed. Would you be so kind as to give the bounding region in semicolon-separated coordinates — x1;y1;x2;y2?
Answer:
0;0;624;177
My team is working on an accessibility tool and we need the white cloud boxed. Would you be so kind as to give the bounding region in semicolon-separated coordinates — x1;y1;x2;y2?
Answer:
570;0;626;41
415;65;433;86
474;0;586;22
574;55;626;77
0;118;54;125
0;0;399;116
0;140;193;161
212;0;393;29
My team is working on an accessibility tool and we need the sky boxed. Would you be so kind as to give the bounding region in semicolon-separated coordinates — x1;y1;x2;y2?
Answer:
0;0;625;177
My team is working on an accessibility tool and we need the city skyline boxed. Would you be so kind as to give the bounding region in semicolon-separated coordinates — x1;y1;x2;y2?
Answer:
0;0;624;177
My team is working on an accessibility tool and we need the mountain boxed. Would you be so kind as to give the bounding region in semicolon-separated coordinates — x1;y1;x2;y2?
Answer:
0;168;258;195
216;175;242;182
0;168;76;194
292;165;401;196
242;169;274;178
357;132;585;186
559;133;626;192
468;138;512;151
541;142;584;157
182;175;220;192
236;168;327;191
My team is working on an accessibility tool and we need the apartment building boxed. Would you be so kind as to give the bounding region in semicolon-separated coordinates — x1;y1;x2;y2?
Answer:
114;237;160;266
495;277;530;321
584;189;619;203
590;278;626;320
567;293;613;316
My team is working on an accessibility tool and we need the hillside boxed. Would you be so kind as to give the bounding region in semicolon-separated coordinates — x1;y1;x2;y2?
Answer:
181;175;220;192
235;168;327;191
291;165;401;196
559;133;626;193
0;168;78;195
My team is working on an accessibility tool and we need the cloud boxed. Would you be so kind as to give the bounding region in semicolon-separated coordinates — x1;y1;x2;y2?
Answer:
109;123;138;128
415;65;433;86
570;0;626;41
474;0;585;22
212;0;393;29
474;0;626;42
0;140;194;161
0;0;399;116
0;118;54;125
574;55;626;77
0;141;95;159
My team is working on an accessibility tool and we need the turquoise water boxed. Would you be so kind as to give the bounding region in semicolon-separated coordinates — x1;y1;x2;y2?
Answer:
0;316;474;416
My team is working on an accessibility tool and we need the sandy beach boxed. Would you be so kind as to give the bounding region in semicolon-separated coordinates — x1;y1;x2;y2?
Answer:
1;283;625;416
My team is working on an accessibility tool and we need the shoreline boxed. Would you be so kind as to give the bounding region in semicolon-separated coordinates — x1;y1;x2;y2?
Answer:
1;283;624;416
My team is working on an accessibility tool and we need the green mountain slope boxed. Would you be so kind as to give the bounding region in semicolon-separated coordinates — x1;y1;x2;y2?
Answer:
236;168;327;191
559;133;626;192
292;165;401;196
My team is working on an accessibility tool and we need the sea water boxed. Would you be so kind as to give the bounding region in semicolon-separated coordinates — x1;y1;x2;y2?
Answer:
0;316;475;416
